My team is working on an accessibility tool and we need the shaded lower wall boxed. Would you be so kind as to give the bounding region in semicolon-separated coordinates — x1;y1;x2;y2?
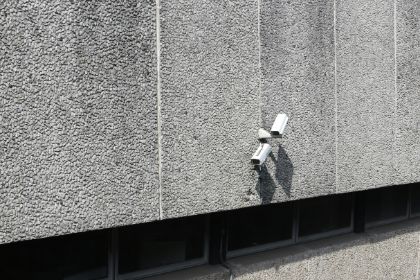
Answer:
230;219;420;280
158;218;420;280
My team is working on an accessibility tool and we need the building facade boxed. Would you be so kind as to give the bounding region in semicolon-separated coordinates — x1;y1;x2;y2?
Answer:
1;0;419;279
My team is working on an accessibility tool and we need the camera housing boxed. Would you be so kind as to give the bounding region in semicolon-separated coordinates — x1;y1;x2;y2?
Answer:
270;113;288;137
251;143;272;165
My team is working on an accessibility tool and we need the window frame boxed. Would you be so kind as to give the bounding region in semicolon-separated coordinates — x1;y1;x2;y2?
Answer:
58;230;117;280
63;269;111;280
409;185;420;218
295;194;355;243
226;238;294;259
364;187;410;229
225;204;296;259
114;218;210;280
226;194;356;258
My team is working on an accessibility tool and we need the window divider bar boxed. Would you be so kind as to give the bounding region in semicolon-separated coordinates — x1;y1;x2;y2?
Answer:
209;212;227;265
353;191;366;233
296;227;354;244
111;228;119;280
408;185;413;217
226;239;294;259
293;201;300;244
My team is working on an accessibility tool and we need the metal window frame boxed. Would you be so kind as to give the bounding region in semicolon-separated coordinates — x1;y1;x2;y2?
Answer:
226;238;294;259
225;203;297;259
409;185;420;218
117;257;208;280
44;230;114;280
226;194;356;259
111;228;119;280
409;210;420;219
297;227;354;243
365;187;410;229
115;217;210;280
295;196;355;243
63;268;110;280
365;214;409;229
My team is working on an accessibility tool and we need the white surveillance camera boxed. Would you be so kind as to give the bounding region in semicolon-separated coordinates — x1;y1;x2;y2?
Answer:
270;113;288;137
251;143;272;165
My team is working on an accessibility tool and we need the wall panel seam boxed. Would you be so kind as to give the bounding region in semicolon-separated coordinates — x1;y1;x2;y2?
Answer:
334;0;338;193
393;0;398;182
257;0;262;128
155;0;163;220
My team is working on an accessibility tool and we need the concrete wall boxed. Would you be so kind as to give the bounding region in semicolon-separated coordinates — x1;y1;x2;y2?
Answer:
0;1;159;243
229;219;420;280
1;0;419;243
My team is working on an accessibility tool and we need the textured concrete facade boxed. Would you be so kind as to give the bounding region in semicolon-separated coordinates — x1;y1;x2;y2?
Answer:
0;1;159;243
336;0;395;192
260;0;336;200
159;0;260;219
394;0;420;185
1;0;420;243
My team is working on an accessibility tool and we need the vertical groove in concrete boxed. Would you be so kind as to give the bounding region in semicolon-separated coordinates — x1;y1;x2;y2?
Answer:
155;0;163;220
393;0;398;181
334;0;338;193
257;0;263;196
258;0;262;128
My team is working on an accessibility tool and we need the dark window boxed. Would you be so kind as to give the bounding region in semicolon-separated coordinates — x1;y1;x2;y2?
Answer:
411;184;420;216
0;230;108;280
411;184;420;215
365;186;409;225
298;194;353;238
227;202;293;253
118;215;207;275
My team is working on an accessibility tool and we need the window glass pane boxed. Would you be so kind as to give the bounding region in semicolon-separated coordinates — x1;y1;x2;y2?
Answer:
118;216;206;274
298;194;353;238
411;184;420;215
365;186;409;225
227;202;293;252
0;230;108;280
